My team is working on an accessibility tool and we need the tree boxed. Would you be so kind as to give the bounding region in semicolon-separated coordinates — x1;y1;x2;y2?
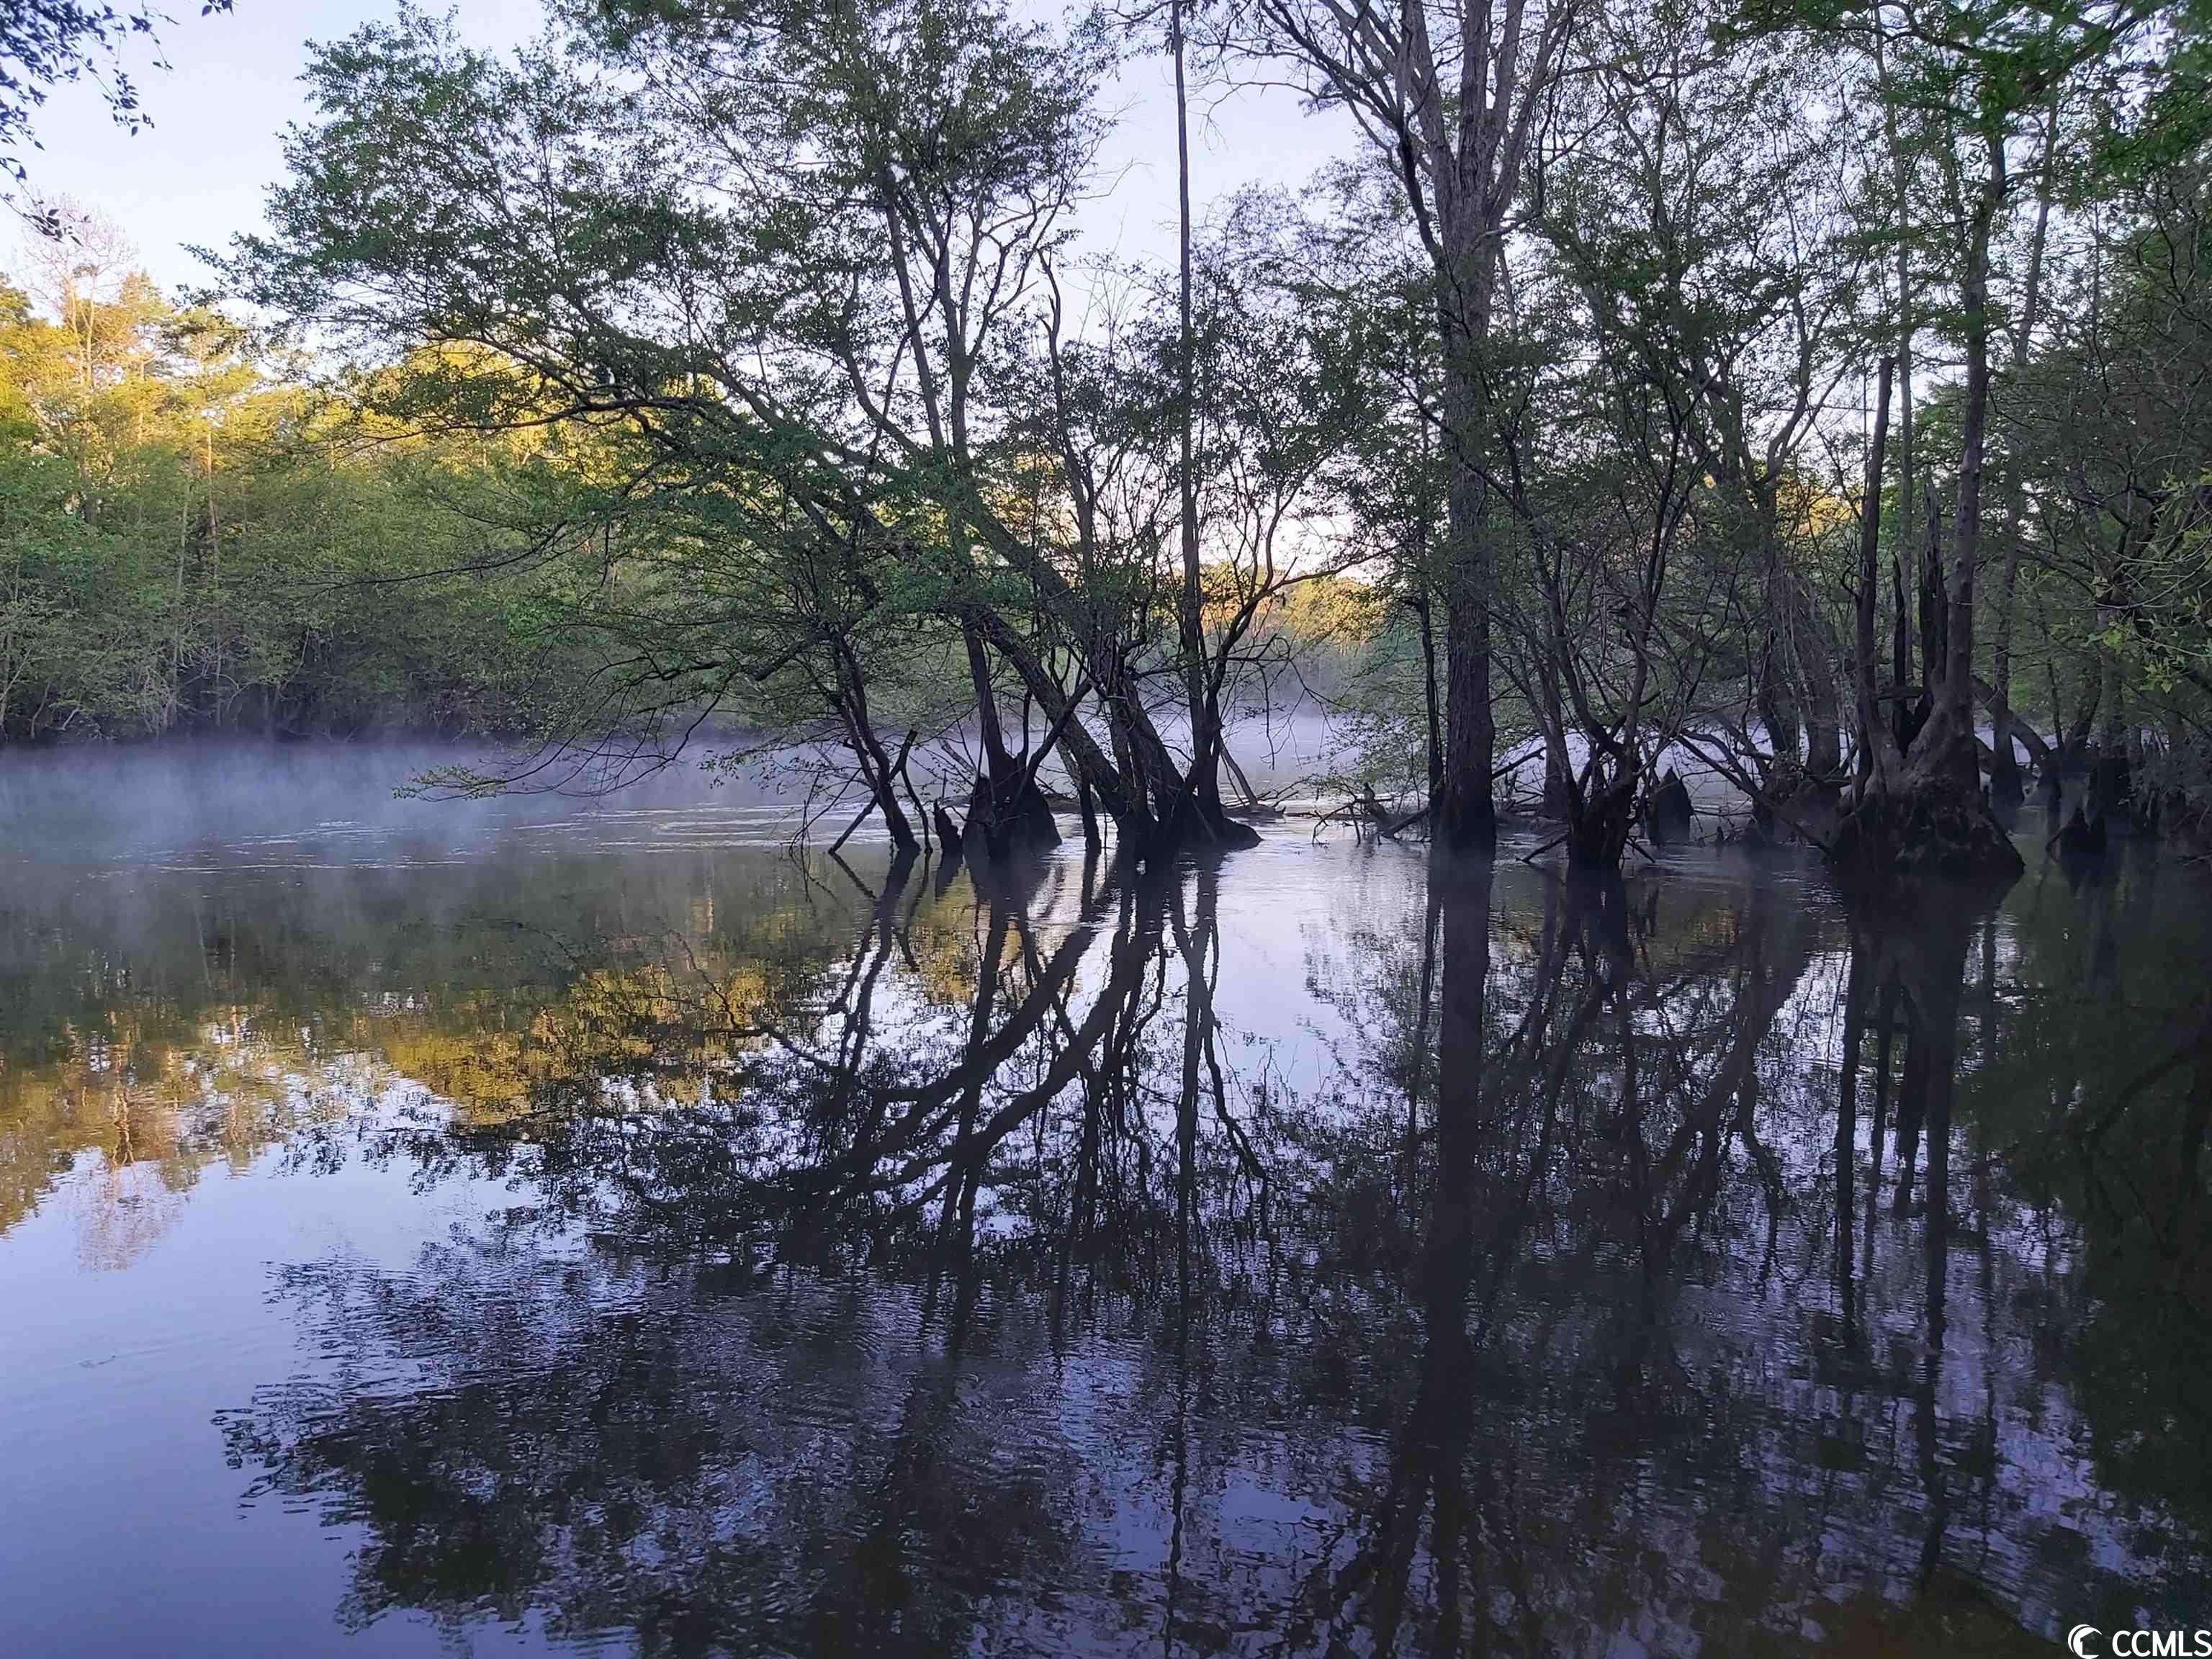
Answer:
1733;0;2169;882
1509;0;1863;863
226;0;1329;856
1251;0;1585;849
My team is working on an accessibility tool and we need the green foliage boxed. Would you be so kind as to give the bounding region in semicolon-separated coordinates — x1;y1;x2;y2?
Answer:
0;253;547;742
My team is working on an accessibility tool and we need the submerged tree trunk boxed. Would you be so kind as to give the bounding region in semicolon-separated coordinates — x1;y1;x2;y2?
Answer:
959;608;1251;858
832;640;919;855
1836;137;2022;889
1169;0;1223;825
1436;292;1498;849
961;620;1058;860
1561;771;1640;870
1986;99;2059;806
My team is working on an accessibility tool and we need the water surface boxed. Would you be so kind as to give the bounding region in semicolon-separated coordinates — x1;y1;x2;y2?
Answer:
2;745;2207;1655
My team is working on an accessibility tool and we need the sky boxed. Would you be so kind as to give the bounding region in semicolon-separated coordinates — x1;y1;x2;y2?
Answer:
10;1;1351;303
14;2;544;293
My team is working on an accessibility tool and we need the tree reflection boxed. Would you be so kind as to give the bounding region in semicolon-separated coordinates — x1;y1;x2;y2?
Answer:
210;844;2211;1653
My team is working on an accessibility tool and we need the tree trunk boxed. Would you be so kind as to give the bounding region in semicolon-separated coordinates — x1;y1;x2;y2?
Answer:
1802;624;1843;781
1917;484;1947;728
1854;358;1899;789
1253;0;1567;851
1758;629;1801;765
961;621;1057;859
1880;24;1917;760
1416;591;1444;804
1837;138;2020;888
1169;0;1222;822
1986;100;2059;806
1917;143;1999;780
1434;217;1498;850
838;658;918;856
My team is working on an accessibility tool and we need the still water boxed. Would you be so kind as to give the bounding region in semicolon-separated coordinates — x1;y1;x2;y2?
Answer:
1;746;2207;1656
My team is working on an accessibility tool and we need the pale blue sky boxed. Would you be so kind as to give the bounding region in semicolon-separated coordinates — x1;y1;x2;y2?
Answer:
12;1;1344;302
14;2;542;292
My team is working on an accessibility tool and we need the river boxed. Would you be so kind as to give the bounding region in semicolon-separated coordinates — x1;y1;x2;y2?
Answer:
1;742;2206;1655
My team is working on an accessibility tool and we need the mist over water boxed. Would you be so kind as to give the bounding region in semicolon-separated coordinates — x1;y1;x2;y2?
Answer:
1;743;2207;1657
0;738;851;871
0;709;1355;873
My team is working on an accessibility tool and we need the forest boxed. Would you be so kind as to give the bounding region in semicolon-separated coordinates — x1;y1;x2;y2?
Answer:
2;0;2209;885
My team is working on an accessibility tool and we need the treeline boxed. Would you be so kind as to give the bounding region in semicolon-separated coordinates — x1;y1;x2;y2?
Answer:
0;207;1378;757
9;0;2212;881
0;209;549;741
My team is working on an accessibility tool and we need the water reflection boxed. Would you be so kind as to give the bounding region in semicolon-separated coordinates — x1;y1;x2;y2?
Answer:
3;824;2208;1653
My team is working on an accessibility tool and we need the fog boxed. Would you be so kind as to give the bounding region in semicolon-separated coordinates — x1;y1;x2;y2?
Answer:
0;739;802;873
0;709;1807;883
0;706;1362;871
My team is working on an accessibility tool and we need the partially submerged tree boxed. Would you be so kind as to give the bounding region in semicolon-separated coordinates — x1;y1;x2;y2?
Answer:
1774;0;2168;883
232;0;1333;858
1252;0;1585;849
